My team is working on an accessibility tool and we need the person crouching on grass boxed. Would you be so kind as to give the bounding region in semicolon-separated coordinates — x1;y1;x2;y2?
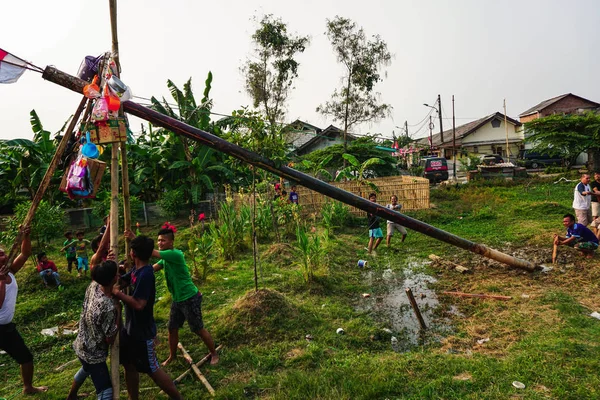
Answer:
367;193;383;254
67;260;119;400
0;226;48;394
554;213;599;258
124;223;219;366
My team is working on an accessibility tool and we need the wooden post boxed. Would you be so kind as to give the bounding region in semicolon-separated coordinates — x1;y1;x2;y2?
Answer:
3;96;88;273
552;243;558;264
177;343;216;396
405;288;427;331
109;2;124;397
109;143;120;399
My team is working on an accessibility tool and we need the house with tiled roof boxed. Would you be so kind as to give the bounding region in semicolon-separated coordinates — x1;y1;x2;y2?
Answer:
416;112;522;159
283;120;356;156
519;93;600;123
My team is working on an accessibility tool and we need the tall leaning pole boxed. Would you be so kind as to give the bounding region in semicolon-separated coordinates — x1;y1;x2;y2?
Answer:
40;67;540;272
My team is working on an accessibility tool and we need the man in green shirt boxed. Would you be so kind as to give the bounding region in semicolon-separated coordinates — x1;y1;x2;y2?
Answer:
127;224;219;366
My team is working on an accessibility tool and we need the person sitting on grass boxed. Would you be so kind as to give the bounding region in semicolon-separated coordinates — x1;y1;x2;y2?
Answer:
36;252;63;289
367;193;383;254
125;223;219;366
113;235;182;400
0;226;48;394
67;259;119;400
554;213;599;258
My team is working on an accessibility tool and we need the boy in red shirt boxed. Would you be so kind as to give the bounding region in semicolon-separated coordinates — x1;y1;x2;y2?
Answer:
36;252;62;289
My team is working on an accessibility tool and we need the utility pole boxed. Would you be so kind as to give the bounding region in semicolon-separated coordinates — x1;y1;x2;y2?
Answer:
452;95;456;179
438;94;444;153
429;115;433;155
504;99;510;161
404;120;408;138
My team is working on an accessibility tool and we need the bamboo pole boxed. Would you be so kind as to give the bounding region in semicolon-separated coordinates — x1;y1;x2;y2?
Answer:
40;66;540;272
171;344;224;385
3;96;88;273
177;343;216;396
109;143;120;399
109;3;124;397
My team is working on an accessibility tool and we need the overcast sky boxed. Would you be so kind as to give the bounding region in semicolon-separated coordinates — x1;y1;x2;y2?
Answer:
1;0;599;142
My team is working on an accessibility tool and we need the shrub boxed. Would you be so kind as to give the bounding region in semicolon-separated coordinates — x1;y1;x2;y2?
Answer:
0;200;67;248
157;188;186;219
210;201;248;260
295;226;325;283
188;232;214;282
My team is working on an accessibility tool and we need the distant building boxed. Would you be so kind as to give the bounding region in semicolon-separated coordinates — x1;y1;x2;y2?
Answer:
283;120;356;156
519;93;600;123
519;93;600;164
416;112;522;159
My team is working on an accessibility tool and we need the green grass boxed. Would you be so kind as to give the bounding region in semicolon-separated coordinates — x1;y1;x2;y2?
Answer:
2;177;599;399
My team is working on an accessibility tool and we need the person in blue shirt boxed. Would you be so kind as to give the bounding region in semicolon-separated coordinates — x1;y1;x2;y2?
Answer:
554;213;599;258
289;185;299;204
113;235;182;400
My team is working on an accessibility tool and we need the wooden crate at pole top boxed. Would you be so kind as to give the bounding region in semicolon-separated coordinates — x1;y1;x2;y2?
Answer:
81;118;128;144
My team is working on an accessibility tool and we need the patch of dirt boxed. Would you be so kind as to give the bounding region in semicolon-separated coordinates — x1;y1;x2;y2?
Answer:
262;243;295;265
453;372;472;381
285;348;305;360
216;289;299;346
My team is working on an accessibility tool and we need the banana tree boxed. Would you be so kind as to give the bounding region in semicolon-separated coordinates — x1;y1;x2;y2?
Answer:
0;110;67;203
334;153;385;194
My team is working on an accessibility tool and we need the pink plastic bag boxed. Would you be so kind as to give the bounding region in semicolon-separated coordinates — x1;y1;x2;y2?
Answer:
92;98;109;121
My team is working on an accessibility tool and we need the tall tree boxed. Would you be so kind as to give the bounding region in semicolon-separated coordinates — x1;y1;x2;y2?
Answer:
242;14;309;135
524;112;600;169
317;16;392;164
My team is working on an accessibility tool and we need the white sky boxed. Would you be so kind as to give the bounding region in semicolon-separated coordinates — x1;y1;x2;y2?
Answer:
1;0;599;141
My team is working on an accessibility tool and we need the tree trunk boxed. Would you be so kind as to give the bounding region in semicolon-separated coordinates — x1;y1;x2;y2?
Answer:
588;148;600;171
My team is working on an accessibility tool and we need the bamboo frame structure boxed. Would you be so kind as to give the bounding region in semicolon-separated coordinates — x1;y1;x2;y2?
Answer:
41;65;539;272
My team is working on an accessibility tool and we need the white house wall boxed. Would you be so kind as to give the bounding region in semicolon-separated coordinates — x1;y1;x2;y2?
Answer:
461;120;523;145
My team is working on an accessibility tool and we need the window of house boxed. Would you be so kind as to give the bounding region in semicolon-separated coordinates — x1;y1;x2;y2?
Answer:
491;118;501;128
473;146;479;153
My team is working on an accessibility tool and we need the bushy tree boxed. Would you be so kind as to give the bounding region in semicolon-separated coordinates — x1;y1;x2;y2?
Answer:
317;16;392;160
242;14;309;134
525;112;600;169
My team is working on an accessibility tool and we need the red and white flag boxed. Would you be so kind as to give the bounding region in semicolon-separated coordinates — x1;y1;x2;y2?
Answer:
0;49;28;84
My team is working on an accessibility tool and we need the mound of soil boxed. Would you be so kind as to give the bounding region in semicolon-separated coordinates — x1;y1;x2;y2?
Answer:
216;289;299;345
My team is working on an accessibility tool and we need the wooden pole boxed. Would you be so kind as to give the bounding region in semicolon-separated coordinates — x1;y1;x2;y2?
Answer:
40;66;541;273
177;343;216;396
504;99;510;160
108;2;124;397
552;243;558;264
405;288;427;331
109;142;120;399
3;96;88;273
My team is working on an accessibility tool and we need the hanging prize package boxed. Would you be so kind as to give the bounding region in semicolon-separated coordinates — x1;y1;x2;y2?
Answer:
60;153;106;199
92;97;109;121
83;75;101;99
76;54;103;82
81;117;128;144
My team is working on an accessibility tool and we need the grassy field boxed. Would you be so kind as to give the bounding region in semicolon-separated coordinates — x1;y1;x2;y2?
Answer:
2;177;600;400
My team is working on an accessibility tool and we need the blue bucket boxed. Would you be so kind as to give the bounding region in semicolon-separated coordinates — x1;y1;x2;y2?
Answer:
357;260;367;268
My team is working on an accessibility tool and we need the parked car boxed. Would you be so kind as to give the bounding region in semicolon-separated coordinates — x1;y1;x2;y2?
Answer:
419;157;448;183
517;150;563;169
481;154;504;165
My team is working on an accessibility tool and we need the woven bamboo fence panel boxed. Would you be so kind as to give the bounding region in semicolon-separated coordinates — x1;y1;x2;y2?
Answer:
231;175;430;217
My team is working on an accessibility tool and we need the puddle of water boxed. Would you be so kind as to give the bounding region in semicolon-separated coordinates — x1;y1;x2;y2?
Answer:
356;257;457;351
